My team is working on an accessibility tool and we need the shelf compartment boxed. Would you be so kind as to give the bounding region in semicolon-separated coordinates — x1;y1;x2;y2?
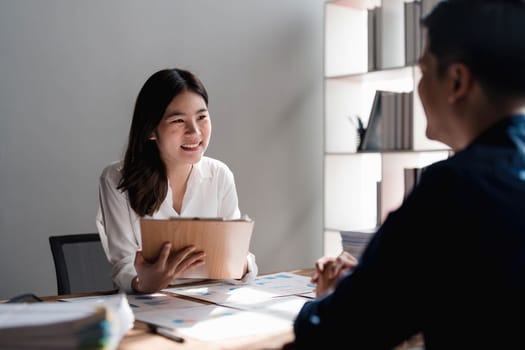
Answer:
324;153;381;230
323;230;343;257
325;2;368;77
325;69;413;153
378;150;450;223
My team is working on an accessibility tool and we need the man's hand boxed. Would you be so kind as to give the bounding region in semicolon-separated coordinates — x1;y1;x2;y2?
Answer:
311;251;357;297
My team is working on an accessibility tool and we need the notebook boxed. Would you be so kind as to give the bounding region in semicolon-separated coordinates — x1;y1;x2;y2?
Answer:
140;217;254;279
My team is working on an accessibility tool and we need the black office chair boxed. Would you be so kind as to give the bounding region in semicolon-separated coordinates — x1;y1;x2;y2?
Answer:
49;233;115;295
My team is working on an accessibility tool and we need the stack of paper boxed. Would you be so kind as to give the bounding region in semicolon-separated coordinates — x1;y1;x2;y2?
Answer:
0;293;133;349
153;272;315;341
340;229;377;260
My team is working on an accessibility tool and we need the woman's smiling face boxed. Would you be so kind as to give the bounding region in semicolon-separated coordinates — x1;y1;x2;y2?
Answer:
151;90;211;167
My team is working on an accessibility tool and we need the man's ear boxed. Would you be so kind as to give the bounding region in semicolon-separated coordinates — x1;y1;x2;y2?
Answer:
447;63;472;103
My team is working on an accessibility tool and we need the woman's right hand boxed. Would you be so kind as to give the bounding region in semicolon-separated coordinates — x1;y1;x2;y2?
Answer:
132;242;205;294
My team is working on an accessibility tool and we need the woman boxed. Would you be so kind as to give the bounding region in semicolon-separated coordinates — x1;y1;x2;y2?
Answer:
96;68;257;293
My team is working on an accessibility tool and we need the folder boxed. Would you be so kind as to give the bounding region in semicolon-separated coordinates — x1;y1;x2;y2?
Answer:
140;217;254;279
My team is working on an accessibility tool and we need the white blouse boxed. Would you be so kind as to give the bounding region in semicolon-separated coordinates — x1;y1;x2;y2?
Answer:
96;156;257;292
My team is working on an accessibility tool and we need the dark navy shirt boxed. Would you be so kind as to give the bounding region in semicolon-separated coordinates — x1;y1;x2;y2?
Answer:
294;115;525;349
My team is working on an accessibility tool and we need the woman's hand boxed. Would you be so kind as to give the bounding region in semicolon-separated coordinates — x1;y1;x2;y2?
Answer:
311;251;358;297
225;252;258;285
132;242;205;294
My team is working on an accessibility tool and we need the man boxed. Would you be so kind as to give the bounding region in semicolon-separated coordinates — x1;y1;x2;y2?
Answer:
293;0;525;348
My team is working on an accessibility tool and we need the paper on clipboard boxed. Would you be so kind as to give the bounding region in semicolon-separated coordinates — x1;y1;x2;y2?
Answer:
140;217;254;279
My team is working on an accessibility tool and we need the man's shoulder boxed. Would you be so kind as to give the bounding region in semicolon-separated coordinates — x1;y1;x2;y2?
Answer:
420;145;505;187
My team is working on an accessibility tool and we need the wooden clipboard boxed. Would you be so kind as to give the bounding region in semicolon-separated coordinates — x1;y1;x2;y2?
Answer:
140;217;254;279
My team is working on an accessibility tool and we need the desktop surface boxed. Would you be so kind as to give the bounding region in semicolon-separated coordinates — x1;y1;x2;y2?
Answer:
41;269;423;350
48;269;314;350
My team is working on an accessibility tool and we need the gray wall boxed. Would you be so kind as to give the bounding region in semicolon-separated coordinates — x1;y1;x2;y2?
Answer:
0;0;324;299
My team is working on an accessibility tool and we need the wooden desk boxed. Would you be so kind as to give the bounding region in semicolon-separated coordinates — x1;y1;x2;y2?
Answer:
48;269;423;350
118;269;313;350
43;269;312;350
118;321;294;350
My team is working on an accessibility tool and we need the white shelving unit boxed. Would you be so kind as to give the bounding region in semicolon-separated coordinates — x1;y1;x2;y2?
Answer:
323;0;449;256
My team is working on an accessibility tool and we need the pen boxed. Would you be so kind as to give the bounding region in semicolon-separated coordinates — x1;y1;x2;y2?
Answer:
148;324;185;343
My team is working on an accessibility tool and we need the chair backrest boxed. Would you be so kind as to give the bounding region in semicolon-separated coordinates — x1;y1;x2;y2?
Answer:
49;233;115;295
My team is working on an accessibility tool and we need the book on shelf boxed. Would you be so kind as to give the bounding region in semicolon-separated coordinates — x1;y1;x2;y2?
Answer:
404;1;415;65
401;91;414;150
414;1;423;64
368;6;377;71
403;166;427;199
367;1;430;70
376;0;406;69
358;89;384;151
404;0;423;65
0;293;134;350
359;90;414;151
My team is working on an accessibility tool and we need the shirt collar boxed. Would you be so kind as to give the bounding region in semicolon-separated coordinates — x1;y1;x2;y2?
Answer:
191;156;213;181
472;114;525;148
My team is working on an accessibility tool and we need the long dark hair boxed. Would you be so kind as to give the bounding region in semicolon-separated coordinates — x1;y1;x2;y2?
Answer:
118;68;209;216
